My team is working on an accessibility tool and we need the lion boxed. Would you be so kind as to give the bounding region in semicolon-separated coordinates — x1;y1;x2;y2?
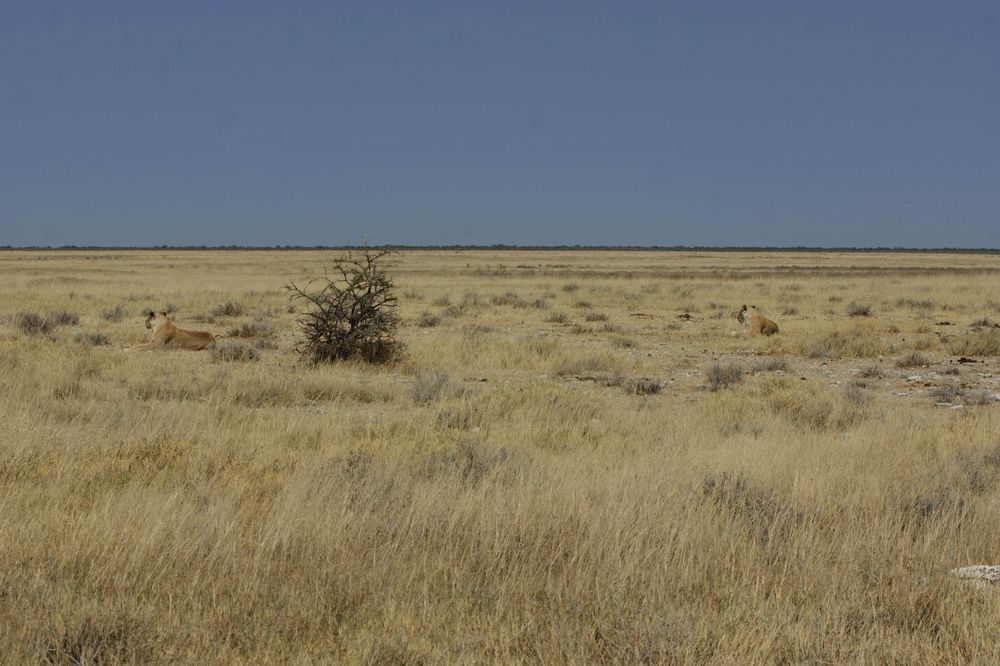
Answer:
128;311;216;350
737;304;779;336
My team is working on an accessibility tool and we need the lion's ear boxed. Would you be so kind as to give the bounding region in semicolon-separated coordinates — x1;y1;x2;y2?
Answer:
147;310;154;317
159;311;167;317
741;304;747;310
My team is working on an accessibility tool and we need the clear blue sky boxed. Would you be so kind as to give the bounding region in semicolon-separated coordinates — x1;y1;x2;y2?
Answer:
2;1;998;247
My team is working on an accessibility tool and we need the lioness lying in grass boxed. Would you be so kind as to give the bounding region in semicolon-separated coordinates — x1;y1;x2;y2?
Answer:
128;311;216;350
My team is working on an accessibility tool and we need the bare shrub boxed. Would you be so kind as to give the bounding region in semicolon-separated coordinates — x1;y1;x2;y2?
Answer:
753;357;788;373
929;384;993;407
210;301;246;317
412;371;464;405
896;351;928;368
802;331;888;358
701;472;803;544
462;323;495;336
843;383;871;407
781;306;798;315
760;378;866;431
416;311;441;328
947;329;1000;356
52;379;82;400
49;310;80;326
18;310;78;336
607;374;662;395
930;384;964;404
561;283;579;293
846;302;873;317
422;439;511;485
102;304;128;322
706;362;744;391
544;312;570;324
859;365;887;379
73;332;110;346
554;354;620;377
227;318;274;339
584;311;608;322
285;248;403;365
43;613;156;665
18;312;53;336
896;297;935;310
431;295;451;307
491;292;528;308
211;341;260;362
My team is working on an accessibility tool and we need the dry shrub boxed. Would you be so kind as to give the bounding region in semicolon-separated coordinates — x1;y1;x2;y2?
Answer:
285;248;403;365
226;318;275;339
416;311;441;328
491;292;529;308
52;379;82;400
801;330;889;358
859;365;887;379
210;301;246;317
607;374;661;395
47;310;80;326
843;383;872;407
947;329;1000;356
73;332;110;346
929;385;993;406
897;297;935;310
846;302;873;317
211;341;260;362
412;371;465;404
706;362;743;391
18;311;78;336
553;353;621;377
43;612;157;666
701;472;805;547
421;439;512;485
18;312;52;335
896;351;929;368
101;304;128;322
901;444;1000;531
545;312;570;324
760;377;867;430
753;357;788;373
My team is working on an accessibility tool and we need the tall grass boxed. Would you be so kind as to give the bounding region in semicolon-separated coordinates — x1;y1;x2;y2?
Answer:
2;249;1000;663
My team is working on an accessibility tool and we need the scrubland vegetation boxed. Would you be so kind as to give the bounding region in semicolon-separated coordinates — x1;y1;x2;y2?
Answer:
2;249;1000;663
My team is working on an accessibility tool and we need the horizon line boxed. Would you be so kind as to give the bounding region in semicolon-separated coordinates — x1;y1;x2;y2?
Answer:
2;244;1000;253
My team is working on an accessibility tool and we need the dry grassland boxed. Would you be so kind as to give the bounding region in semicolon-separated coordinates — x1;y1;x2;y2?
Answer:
2;248;1000;664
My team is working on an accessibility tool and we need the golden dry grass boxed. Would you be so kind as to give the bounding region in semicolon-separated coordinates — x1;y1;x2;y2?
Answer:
2;249;1000;664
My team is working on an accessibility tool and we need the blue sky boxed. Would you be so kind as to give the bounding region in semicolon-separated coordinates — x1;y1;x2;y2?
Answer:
2;1;998;247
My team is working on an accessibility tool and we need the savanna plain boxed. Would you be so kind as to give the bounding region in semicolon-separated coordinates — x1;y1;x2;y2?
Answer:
4;249;1000;665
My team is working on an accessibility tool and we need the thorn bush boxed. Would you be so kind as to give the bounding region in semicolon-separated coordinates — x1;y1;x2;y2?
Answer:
285;248;403;364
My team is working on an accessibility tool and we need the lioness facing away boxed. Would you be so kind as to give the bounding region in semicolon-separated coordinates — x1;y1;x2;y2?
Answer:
129;311;216;350
737;304;779;336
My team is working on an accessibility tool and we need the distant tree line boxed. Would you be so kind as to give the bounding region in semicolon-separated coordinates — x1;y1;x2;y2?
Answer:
2;245;999;253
